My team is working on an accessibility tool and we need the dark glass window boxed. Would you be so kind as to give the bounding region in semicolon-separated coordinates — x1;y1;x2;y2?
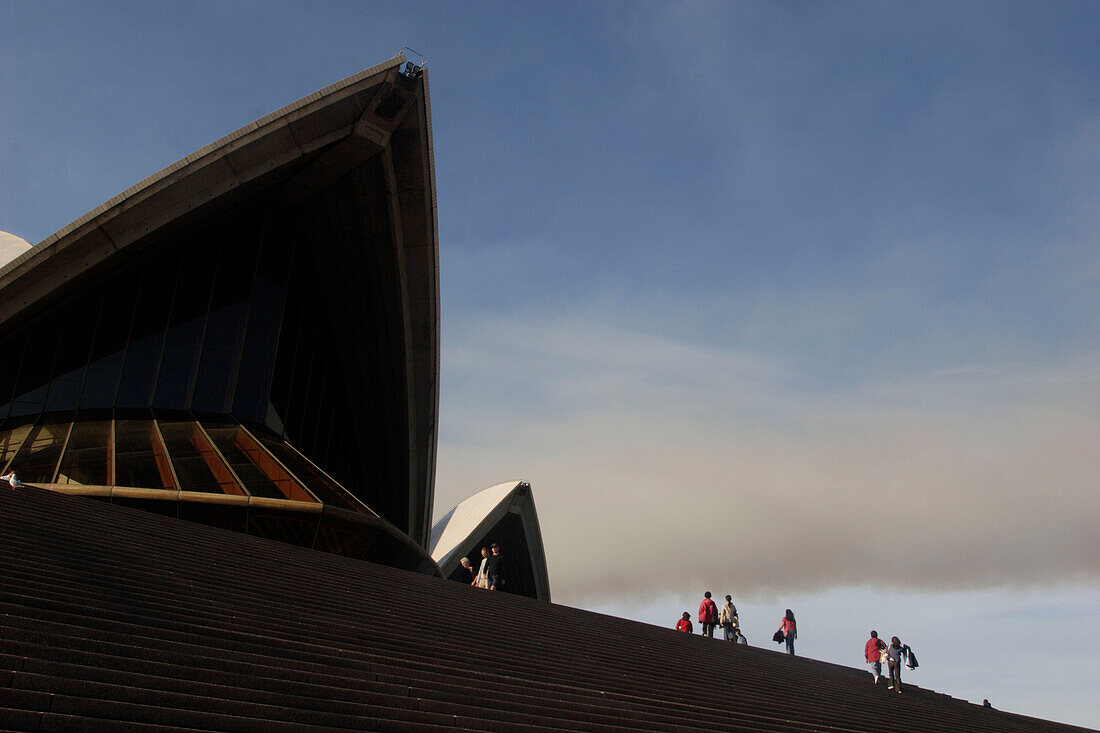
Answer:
265;271;305;435
157;421;243;495
9;316;60;418
154;253;216;409
313;399;336;469
203;423;315;502
0;333;28;420
114;420;175;489
81;286;137;410
45;300;99;413
6;422;70;482
116;252;179;407
234;222;292;423
270;234;318;441
55;420;111;485
299;355;329;459
191;234;258;413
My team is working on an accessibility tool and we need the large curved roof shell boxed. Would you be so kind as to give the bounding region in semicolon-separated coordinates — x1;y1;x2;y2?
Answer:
430;481;551;601
0;55;439;556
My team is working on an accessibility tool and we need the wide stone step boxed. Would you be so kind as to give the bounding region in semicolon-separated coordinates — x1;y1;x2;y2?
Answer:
0;488;1085;733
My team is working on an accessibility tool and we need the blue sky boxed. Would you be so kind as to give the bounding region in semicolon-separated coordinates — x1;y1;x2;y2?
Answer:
2;1;1098;727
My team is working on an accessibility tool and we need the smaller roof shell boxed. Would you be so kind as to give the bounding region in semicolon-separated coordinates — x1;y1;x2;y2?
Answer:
430;481;550;601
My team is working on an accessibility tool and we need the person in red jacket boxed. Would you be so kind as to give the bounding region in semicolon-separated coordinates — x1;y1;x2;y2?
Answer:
675;612;693;633
698;591;719;638
865;630;886;683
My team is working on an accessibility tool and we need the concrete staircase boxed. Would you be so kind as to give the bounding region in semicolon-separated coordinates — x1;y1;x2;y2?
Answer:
0;486;1090;732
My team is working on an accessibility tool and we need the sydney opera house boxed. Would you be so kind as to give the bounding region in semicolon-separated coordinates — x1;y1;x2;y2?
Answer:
0;54;549;600
0;55;1088;733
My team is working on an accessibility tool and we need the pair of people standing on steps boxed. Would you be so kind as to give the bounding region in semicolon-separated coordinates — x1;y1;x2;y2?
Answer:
470;543;505;590
865;631;914;692
689;592;746;644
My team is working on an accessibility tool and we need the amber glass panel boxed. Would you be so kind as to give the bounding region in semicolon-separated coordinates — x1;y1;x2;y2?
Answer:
157;422;243;495
0;424;34;473
55;421;111;485
254;435;364;512
203;424;315;502
7;422;71;482
114;420;174;489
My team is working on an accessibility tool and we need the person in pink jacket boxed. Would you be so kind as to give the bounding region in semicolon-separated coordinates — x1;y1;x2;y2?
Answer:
781;609;797;655
698;591;719;638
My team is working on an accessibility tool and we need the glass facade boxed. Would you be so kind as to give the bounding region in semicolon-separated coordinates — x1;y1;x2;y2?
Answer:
0;413;434;571
0;415;361;504
0;190;412;536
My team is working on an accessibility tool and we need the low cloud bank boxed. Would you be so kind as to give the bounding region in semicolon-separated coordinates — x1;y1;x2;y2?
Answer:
436;315;1100;605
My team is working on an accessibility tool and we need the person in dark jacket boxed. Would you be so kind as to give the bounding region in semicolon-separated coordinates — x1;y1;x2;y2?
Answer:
865;630;886;683
458;557;476;584
886;636;908;692
485;543;505;590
